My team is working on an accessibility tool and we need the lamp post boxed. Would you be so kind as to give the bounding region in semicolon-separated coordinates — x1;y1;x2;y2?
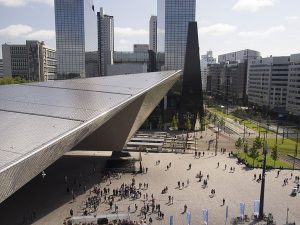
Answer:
259;141;268;220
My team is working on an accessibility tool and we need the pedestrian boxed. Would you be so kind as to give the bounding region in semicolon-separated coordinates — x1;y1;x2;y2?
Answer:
217;162;219;168
171;196;174;204
128;205;130;213
225;164;227;170
149;217;153;224
70;208;73;217
183;204;187;213
222;198;225;206
187;179;190;186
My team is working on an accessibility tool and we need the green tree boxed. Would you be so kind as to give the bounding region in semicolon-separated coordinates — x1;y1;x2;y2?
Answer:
253;136;263;150
157;115;163;130
249;146;260;167
171;115;178;130
271;145;278;167
184;117;192;131
235;138;243;152
220;117;225;130
212;114;217;123
243;143;249;159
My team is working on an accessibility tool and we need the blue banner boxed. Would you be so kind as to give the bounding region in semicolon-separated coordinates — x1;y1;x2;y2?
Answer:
186;210;191;225
254;200;260;216
240;202;245;219
202;209;208;225
169;216;174;225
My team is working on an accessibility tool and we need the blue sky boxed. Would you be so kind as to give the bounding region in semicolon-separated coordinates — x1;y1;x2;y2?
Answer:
0;0;300;59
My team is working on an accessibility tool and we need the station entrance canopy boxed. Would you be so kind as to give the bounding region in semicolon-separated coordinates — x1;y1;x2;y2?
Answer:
0;71;181;203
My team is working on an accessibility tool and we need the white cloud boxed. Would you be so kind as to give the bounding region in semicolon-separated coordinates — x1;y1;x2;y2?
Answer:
0;24;33;37
238;25;285;38
115;27;148;37
26;30;55;40
232;0;276;12
0;0;53;7
285;16;300;21
198;24;237;36
0;24;55;41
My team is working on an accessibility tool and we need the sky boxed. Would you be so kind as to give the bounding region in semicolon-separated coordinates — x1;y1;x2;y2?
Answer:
0;0;300;59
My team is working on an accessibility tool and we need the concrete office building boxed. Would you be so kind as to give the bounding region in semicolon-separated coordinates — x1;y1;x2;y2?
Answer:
157;0;196;70
2;41;56;81
97;7;114;76
85;51;99;77
218;49;261;63
201;51;216;91
149;16;157;52
55;0;98;79
206;63;222;95
133;44;149;53
247;56;290;112
107;63;147;76
286;54;300;116
0;59;3;77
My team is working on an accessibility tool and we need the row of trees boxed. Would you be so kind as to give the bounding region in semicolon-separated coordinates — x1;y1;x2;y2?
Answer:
235;137;278;167
0;76;29;85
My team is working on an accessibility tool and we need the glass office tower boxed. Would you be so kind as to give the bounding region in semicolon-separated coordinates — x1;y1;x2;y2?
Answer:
55;0;98;78
157;0;196;70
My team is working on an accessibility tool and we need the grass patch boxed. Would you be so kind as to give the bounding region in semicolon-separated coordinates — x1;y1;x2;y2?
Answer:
208;107;270;134
266;138;298;156
237;151;292;169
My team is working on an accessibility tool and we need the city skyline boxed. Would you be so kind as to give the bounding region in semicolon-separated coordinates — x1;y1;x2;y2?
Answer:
0;0;300;59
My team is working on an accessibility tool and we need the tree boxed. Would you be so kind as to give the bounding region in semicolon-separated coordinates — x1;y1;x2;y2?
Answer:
253;136;263;150
243;143;249;159
249;146;260;167
235;138;243;152
184;117;192;131
157;115;163;130
271;145;278;167
212;114;218;124
220;117;225;130
171;115;178;130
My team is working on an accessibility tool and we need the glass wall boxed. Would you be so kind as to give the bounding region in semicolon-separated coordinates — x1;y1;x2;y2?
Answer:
55;0;97;78
157;0;196;71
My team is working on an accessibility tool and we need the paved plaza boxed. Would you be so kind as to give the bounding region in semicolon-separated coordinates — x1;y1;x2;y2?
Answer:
0;128;299;225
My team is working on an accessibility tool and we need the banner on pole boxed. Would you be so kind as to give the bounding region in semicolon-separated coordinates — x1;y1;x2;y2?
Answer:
225;206;229;220
186;210;191;225
239;202;245;219
254;200;260;216
202;209;208;225
169;215;173;225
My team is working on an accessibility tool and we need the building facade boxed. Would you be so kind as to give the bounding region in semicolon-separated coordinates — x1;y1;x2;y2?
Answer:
2;41;56;81
133;44;149;53
149;16;157;52
97;7;114;76
0;59;3;77
286;54;300;116
200;51;216;91
55;0;98;79
247;56;290;112
157;0;196;70
218;49;261;63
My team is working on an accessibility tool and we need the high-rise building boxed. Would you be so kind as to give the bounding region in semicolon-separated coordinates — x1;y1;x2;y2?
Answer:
149;16;157;52
133;44;149;53
55;0;97;79
97;7;114;76
286;54;300;116
201;51;216;91
2;41;56;81
218;49;260;63
0;59;3;77
247;56;290;112
157;0;196;70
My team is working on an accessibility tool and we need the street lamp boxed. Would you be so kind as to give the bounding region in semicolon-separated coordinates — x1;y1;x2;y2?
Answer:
259;141;268;220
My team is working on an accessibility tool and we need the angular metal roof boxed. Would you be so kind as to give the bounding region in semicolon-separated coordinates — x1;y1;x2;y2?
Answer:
0;70;181;203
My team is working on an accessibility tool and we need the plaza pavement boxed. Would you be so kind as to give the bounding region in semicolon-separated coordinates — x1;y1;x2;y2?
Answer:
0;128;299;225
